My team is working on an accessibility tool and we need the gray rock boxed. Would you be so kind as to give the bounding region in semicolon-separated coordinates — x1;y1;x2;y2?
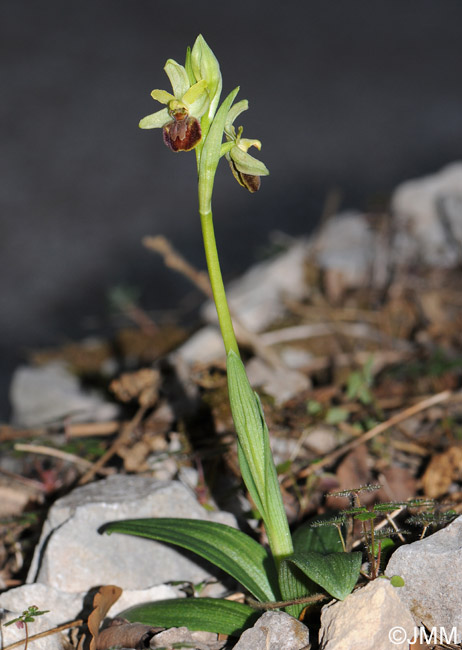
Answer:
319;579;415;650
232;611;310;650
392;161;462;267
0;582;180;650
245;357;310;405
315;212;380;289
27;475;237;592
171;325;225;366
202;241;310;333
386;515;462;642
10;361;119;426
151;626;224;649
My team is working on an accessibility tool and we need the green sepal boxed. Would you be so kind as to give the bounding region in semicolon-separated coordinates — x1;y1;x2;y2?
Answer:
122;597;259;636
164;59;190;98
229;145;269;177
191;35;222;121
139;108;170;129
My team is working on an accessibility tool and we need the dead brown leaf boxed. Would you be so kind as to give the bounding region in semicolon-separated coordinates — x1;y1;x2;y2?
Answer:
96;618;160;650
325;444;373;509
376;466;417;503
110;368;161;407
422;446;462;498
88;585;122;650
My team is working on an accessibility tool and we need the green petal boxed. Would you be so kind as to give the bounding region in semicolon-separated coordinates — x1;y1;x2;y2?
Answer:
139;108;170;129
164;59;190;98
182;79;207;105
150;89;175;105
225;100;249;133
230;146;269;176
239;137;262;152
183;79;209;118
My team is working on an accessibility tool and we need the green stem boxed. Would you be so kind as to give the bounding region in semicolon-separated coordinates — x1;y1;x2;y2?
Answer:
200;209;240;357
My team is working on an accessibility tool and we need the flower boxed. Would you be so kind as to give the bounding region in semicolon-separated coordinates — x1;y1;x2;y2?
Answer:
139;59;209;151
224;100;269;192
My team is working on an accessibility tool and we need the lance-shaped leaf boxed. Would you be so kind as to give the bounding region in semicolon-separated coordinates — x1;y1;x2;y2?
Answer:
198;87;239;212
280;550;362;602
227;351;293;564
122;597;259;637
102;517;279;602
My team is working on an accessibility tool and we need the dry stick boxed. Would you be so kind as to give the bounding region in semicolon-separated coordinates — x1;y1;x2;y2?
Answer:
14;443;93;470
2;619;83;650
66;420;120;438
143;235;212;297
78;404;147;485
143;235;284;369
294;389;452;481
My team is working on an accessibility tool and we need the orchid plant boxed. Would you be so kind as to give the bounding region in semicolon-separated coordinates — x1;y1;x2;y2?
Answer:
103;35;361;637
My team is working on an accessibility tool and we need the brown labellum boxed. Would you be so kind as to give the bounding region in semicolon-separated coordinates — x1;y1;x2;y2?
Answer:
163;108;201;152
228;158;261;192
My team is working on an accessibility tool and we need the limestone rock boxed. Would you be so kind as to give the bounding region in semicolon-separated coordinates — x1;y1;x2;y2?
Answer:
27;475;237;592
245;357;310;405
319;579;415;650
386;515;462;642
202;241;309;333
10;361;119;426
233;611;310;650
392;161;462;267
315;212;382;292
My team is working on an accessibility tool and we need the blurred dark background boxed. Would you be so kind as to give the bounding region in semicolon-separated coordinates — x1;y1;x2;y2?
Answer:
1;0;462;418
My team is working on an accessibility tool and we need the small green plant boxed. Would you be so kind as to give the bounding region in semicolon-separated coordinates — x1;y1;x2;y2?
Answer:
4;605;50;650
312;488;457;581
103;35;362;636
345;356;374;406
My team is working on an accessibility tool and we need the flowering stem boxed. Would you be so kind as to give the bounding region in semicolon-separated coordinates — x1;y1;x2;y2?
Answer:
200;209;240;357
197;123;293;568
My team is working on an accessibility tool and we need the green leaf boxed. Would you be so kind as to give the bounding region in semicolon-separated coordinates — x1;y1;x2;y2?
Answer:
122;597;259;636
354;511;376;522
278;558;317;619
285;550;362;601
198;86;239;213
325;407;349;425
389;575;405;588
227;352;293;563
307;399;322;415
102;518;278;602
